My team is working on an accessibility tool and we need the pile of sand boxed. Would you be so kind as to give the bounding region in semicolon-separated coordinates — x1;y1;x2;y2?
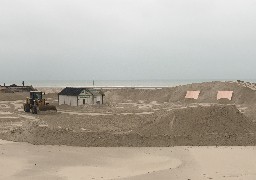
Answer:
138;105;254;136
2;105;256;146
136;105;256;146
104;81;256;104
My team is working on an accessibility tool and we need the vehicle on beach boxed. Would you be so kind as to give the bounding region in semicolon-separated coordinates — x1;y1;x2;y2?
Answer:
23;91;57;114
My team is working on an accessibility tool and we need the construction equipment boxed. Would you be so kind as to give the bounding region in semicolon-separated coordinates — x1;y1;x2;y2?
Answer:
23;91;57;114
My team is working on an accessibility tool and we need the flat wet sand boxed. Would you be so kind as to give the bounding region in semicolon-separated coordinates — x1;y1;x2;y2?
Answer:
0;140;256;180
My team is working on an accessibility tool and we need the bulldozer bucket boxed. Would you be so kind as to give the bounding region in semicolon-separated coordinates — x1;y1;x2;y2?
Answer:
39;105;57;112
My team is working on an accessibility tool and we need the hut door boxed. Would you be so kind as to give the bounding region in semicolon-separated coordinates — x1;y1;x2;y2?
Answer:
83;99;85;104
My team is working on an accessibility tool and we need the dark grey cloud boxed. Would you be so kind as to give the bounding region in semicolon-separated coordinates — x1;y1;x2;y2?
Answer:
0;0;256;80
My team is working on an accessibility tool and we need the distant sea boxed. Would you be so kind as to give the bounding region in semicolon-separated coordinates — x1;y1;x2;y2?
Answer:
1;79;253;88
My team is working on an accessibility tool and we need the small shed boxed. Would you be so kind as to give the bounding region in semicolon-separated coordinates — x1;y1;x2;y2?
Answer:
58;87;104;106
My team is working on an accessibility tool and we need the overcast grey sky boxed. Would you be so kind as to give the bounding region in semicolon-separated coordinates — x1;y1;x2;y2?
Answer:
0;0;255;80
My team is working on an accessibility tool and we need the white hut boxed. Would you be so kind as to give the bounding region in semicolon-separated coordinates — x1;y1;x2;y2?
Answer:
58;87;104;106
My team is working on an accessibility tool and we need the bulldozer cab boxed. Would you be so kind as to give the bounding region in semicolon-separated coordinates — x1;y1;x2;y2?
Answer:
30;91;43;100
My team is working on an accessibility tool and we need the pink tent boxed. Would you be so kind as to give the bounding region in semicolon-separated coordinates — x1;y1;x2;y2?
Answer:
217;91;233;100
185;91;200;99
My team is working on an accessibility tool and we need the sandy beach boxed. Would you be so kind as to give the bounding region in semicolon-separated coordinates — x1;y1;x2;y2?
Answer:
0;139;256;180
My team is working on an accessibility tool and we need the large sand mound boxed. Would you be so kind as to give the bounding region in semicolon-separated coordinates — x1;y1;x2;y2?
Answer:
104;81;256;104
136;105;256;146
138;105;254;136
2;105;256;146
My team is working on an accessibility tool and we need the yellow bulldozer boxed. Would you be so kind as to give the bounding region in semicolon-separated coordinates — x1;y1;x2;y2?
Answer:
23;91;57;114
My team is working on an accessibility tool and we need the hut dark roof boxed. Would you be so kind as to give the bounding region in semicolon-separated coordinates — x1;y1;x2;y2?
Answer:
58;87;104;96
58;87;87;96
